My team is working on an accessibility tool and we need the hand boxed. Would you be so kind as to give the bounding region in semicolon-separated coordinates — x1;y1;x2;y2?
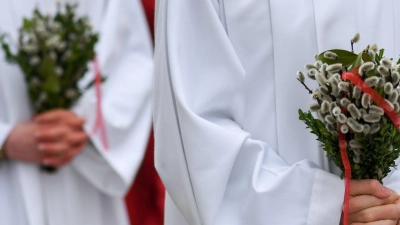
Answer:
35;110;88;168
4;122;42;163
341;179;400;224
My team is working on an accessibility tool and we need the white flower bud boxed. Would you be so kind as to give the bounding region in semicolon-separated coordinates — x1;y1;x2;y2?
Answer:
332;106;341;116
319;86;330;95
388;145;394;152
326;123;336;132
312;90;322;100
310;103;320;112
29;77;41;87
324;51;338;60
338;81;349;92
377;77;385;88
377;168;383;178
392;71;400;85
378;65;390;77
337;113;348;124
66;89;77;99
389;91;399;103
321;100;330;113
347;118;364;133
29;56;40;66
368;50;376;61
384;82;394;95
297;71;305;83
353;155;361;164
370;44;379;52
317;110;325;121
316;72;328;86
314;60;323;69
325;114;336;124
322;95;333;102
55;66;63;76
326;63;342;73
305;63;316;70
369;105;384;116
351;33;361;43
370;123;380;134
353;148;362;156
363;114;381;123
350;139;362;148
340;124;349;134
359;62;375;74
395;102;400;113
361;93;371;109
308;68;318;80
363;124;371;135
49;51;57;61
340;98;351;107
353;86;361;99
364;77;379;87
380;58;393;69
359;108;367;116
347;103;361;119
38;92;48;102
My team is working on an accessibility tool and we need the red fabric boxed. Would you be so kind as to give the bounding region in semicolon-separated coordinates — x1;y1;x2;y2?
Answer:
124;1;164;225
125;132;165;225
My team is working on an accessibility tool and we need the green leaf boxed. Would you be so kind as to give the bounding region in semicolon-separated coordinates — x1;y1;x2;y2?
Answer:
317;49;357;66
39;57;59;94
23;18;33;30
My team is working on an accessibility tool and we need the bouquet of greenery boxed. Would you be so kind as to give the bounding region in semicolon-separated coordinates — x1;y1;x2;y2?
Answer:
0;3;99;113
297;33;400;183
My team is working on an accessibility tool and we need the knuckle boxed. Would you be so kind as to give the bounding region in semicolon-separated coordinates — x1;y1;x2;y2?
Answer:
359;210;375;222
369;179;381;192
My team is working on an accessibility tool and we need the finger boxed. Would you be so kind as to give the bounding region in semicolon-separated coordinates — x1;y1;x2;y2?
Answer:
38;142;69;156
349;193;399;213
66;131;88;146
36;126;69;142
351;179;393;198
352;220;398;225
349;204;400;223
35;110;68;123
65;116;85;129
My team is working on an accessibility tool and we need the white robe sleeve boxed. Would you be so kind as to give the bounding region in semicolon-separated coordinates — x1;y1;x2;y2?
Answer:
71;0;153;197
0;122;12;150
154;1;344;225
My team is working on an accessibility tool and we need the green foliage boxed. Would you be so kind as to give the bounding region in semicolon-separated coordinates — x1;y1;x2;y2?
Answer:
0;3;101;113
299;110;400;183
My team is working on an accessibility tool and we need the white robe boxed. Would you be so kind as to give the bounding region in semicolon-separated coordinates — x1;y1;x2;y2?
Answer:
154;0;400;224
0;0;153;224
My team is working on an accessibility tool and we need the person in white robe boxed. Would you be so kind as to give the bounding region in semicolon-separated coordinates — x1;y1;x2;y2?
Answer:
154;0;400;224
0;0;153;224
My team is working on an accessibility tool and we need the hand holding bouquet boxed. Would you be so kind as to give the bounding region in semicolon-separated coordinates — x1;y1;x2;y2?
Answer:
297;33;400;224
1;3;103;172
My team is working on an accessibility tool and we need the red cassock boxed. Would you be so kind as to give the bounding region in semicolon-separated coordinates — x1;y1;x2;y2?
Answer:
125;1;165;225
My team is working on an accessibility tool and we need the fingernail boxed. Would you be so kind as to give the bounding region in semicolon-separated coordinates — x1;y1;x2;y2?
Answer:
382;186;392;196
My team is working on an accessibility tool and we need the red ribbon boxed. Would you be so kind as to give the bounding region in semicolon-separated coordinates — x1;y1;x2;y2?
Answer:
92;57;109;150
339;67;400;225
342;67;400;129
339;107;351;225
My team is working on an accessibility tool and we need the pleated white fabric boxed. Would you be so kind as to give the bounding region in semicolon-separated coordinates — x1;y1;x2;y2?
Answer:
0;0;153;224
154;0;400;224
